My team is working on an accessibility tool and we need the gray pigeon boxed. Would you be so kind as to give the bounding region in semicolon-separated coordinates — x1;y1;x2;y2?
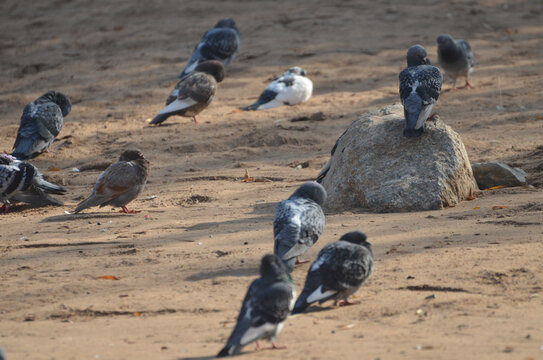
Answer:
241;67;313;111
179;18;240;79
217;254;295;357
273;181;326;272
74;150;149;214
0;346;4;360
437;34;475;90
12;91;71;160
151;61;225;125
292;231;373;314
0;154;67;213
399;45;442;138
315;128;347;183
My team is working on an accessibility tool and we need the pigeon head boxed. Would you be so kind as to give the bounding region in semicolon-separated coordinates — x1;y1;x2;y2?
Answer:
39;91;72;116
437;34;455;48
214;18;237;29
339;231;369;246
290;181;327;206
195;60;225;83
260;254;289;278
285;67;307;77
406;45;430;67
119;149;146;162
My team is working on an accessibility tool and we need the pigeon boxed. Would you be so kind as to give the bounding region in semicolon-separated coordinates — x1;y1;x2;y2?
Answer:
11;91;72;160
291;231;373;314
273;181;326;272
179;18;240;79
217;254;295;357
436;34;475;90
0;154;67;213
0;346;4;360
399;45;442;138
241;67;313;111
150;61;225;125
74;150;149;214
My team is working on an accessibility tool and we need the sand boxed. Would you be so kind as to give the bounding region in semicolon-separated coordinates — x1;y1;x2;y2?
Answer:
1;0;542;359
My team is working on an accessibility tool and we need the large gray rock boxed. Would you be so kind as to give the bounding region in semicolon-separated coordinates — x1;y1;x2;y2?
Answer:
319;103;478;212
472;162;527;189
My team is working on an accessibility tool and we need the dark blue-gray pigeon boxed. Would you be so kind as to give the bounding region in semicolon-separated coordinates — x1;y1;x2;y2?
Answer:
291;231;373;314
273;181;326;272
151;61;225;125
399;45;442;138
241;67;313;111
11;91;71;160
437;34;475;90
0;154;67;213
217;254;295;357
179;18;240;79
74;150;149;214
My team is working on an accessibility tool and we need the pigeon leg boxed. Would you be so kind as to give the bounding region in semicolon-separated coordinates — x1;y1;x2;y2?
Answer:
255;341;262;351
192;116;199;124
464;79;473;89
295;257;310;265
335;299;361;307
0;203;10;214
258;342;288;351
120;206;141;214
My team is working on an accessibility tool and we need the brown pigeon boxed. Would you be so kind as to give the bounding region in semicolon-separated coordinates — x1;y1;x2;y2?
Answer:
150;60;225;125
74;150;149;214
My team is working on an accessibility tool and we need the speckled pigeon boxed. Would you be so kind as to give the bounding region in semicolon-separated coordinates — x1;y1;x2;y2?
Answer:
217;254;295;357
292;231;373;314
273;181;326;272
11;91;71;160
179;18;240;79
399;45;442;138
151;61;224;125
0;154;66;213
437;34;475;90
241;67;313;111
74;150;149;214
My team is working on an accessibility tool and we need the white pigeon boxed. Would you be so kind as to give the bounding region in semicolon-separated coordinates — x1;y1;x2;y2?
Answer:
241;67;313;110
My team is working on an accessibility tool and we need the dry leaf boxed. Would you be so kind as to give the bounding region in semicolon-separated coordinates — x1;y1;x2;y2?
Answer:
339;324;355;330
133;312;141;316
473;207;479;210
97;275;119;280
466;195;476;201
47;167;60;172
484;185;506;191
492;205;509;210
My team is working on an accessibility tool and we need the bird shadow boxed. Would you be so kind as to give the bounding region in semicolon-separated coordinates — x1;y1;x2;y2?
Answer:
185;266;258;282
177;355;217;360
293;305;336;315
40;212;131;223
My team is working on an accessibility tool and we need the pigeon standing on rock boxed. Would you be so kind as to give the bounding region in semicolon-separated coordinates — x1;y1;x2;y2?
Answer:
12;91;71;160
292;231;373;314
273;181;326;272
150;61;225;125
74;150;149;214
0;154;67;213
179;18;240;79
437;34;475;90
217;254;295;357
399;45;442;138
241;67;313;111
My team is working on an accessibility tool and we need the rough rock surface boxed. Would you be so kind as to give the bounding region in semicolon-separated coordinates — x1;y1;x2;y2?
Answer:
472;162;527;189
319;103;478;212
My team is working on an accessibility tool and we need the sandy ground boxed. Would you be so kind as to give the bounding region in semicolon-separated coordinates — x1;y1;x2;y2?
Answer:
1;0;543;359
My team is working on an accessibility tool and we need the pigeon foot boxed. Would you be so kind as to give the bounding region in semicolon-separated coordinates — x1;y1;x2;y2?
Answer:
257;341;287;351
335;299;361;307
120;206;141;214
192;116;199;124
0;204;10;214
464;80;473;89
295;257;310;265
